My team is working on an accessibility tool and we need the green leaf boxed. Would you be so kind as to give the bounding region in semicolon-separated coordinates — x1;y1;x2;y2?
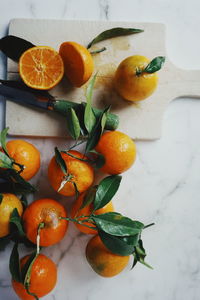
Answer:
0;193;3;204
84;75;97;134
144;56;165;74
66;108;81;140
0;35;35;61
7;169;36;193
20;194;28;208
21;251;38;288
99;230;140;256
80;185;97;209
87;27;144;48
10;208;25;237
0;127;9;156
90;150;105;169
55;147;67;175
85;106;110;153
132;239;153;270
92;212;144;236
0;151;13;168
94;175;122;210
9;243;21;282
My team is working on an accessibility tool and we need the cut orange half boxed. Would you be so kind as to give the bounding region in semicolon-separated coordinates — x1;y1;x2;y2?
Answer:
19;46;64;90
59;41;94;87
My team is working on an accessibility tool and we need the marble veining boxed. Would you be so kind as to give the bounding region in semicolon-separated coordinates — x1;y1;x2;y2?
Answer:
1;0;200;300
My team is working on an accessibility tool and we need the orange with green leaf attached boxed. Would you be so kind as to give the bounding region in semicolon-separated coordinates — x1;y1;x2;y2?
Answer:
48;150;94;196
114;55;165;101
0;193;23;238
95;131;136;174
86;235;130;277
23;198;68;247
6;139;40;180
71;192;114;234
12;253;57;300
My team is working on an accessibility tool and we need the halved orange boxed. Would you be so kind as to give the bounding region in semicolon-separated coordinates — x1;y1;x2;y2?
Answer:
19;46;64;90
59;41;94;87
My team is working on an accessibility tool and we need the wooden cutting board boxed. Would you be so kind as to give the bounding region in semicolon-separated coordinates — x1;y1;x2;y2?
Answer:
6;18;200;139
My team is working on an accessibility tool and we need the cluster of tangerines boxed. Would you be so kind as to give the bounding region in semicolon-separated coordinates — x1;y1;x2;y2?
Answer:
0;128;138;300
0;27;163;300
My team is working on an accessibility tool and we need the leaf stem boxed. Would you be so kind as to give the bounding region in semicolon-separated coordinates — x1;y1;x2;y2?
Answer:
90;47;107;54
144;223;155;229
25;283;39;300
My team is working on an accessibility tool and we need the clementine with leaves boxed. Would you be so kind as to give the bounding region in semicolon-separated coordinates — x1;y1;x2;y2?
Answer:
71;192;114;234
12;254;57;300
23;198;68;247
95;131;136;174
0;193;23;238
48;150;94;196
6;139;40;180
86;235;129;277
114;55;165;101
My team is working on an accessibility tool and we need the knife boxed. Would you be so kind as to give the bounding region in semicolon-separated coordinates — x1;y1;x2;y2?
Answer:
0;81;119;131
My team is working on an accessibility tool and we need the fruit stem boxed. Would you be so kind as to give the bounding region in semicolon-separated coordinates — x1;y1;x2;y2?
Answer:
37;222;44;254
60;217;96;230
12;161;25;174
135;67;143;76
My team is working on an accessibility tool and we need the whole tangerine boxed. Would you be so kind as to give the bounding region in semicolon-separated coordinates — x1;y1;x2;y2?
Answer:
95;131;136;174
23;198;68;247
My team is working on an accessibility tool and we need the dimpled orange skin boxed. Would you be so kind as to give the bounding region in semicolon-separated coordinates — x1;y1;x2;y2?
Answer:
12;254;57;300
114;55;158;101
86;235;130;277
23;198;68;247
0;193;23;238
95;131;136;175
71;192;114;234
48;150;94;197
6;140;40;180
59;41;94;87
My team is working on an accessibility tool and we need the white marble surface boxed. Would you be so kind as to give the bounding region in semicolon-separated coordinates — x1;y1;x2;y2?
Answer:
1;1;200;300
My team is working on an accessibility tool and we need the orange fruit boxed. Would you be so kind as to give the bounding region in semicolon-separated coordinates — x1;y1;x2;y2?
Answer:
48;150;94;197
86;235;130;277
19;46;64;90
23;198;68;247
114;55;158;101
95;131;136;174
0;193;23;238
71;192;114;234
6;140;40;181
12;253;57;300
59;41;94;87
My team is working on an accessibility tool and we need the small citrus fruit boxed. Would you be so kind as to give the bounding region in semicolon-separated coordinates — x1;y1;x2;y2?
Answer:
12;253;57;300
6;139;40;180
114;55;158;101
0;193;23;238
95;131;136;174
59;41;94;87
71;192;114;234
19;46;64;90
48;150;94;196
86;235;129;277
23;198;68;247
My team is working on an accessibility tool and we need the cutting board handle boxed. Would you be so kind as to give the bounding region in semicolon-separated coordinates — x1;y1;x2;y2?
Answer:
171;65;200;99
